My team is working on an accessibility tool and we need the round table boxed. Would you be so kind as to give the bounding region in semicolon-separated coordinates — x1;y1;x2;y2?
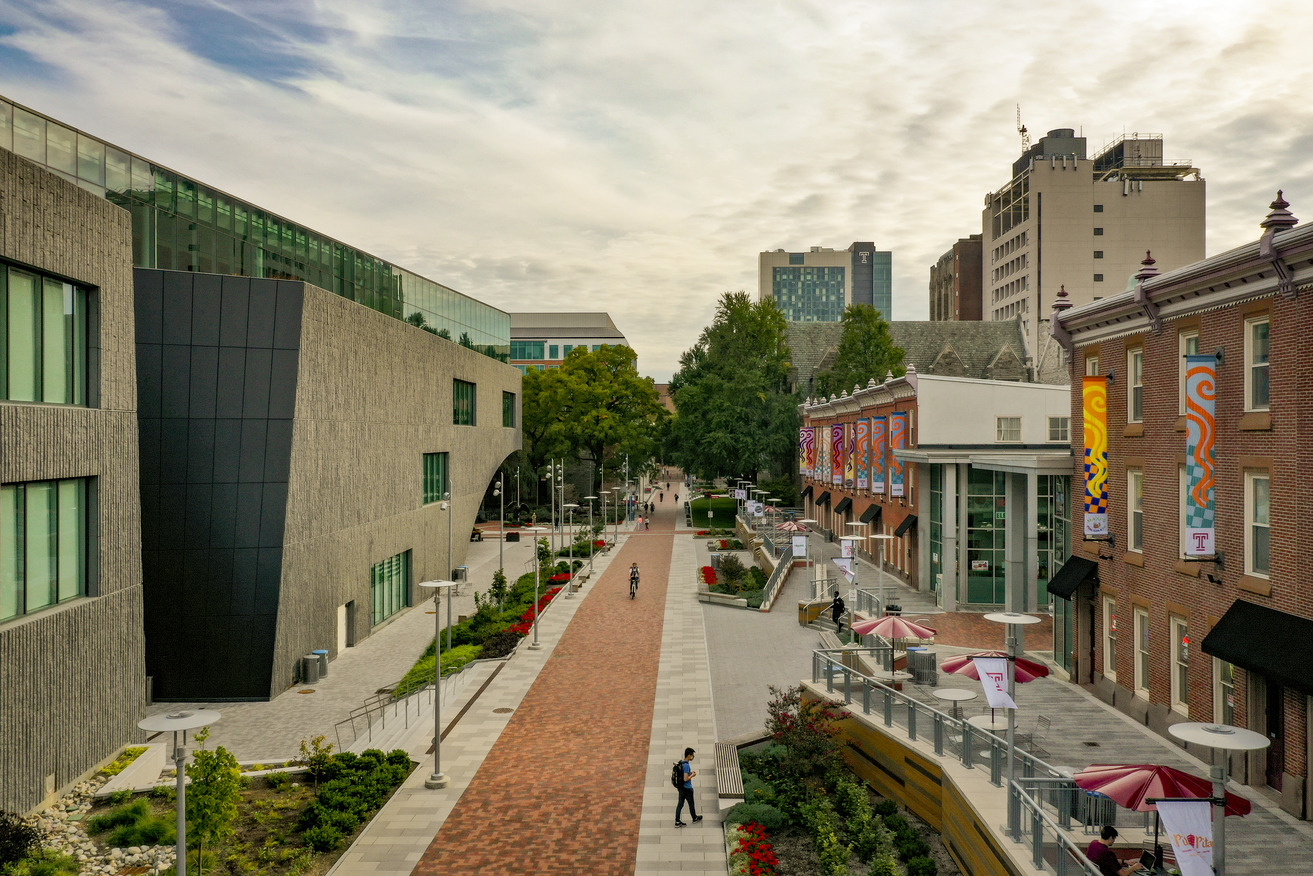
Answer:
932;688;977;720
966;713;1009;733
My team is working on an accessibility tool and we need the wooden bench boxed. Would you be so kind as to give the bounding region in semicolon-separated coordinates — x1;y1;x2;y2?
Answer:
714;742;744;800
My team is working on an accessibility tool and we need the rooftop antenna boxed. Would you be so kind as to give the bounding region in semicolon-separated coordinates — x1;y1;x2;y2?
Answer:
1017;104;1031;151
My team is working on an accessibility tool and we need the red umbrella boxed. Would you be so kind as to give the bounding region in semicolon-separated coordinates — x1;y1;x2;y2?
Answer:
939;651;1051;683
851;615;937;640
1074;763;1251;817
775;521;809;531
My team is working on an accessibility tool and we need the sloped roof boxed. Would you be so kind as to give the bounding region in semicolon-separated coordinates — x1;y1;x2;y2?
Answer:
787;320;1032;394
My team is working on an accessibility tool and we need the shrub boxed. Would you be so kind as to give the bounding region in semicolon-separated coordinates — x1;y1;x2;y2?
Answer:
264;771;292;791
719;554;747;588
873;798;898;819
87;799;150;833
108;815;174;847
906;855;938;876
744;590;764;609
101;747;149;778
301;824;345;853
764;685;845;786
480;630;520;658
883;813;908;834
106;789;132;805
800;797;850;876
741;771;774;805
6;849;80;875
149;784;177;802
723;802;787;832
0;812;40;866
295;735;335;786
186;729;242;855
749;566;767;589
868;852;900;876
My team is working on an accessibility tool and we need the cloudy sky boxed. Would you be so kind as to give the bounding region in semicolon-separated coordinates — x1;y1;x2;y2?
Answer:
1;1;1309;379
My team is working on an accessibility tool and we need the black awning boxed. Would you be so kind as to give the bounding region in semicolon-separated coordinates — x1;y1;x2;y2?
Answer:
894;514;918;537
801;484;814;501
1045;555;1099;600
816;491;831;506
1202;600;1313;695
834;497;853;515
860;504;882;524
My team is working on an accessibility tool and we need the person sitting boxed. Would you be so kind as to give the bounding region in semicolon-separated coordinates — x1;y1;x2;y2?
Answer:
1085;826;1144;876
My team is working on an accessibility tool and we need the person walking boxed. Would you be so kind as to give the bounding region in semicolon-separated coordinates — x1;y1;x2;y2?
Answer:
675;748;702;827
831;589;845;636
629;563;640;599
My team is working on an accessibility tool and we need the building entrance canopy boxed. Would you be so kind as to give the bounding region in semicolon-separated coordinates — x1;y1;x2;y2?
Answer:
1202;600;1313;696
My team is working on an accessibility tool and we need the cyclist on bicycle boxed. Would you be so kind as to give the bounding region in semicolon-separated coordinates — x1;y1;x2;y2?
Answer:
629;562;640;599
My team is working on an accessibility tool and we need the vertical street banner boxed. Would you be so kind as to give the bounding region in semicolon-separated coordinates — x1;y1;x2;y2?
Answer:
855;419;871;491
889;412;908;498
1156;800;1214;876
800;427;814;476
844;423;856;489
819;428;828;482
792;534;808;558
831;424;844;485
871;416;888;494
1083;376;1109;538
1184;353;1217;556
972;656;1017;709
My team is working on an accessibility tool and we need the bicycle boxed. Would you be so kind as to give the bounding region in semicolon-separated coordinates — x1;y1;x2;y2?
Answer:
630;575;639;599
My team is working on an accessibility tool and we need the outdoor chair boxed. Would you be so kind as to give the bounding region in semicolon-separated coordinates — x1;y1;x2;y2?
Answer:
1016;713;1051;758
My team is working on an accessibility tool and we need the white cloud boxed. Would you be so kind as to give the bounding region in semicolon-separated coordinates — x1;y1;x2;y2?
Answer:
1;0;1310;379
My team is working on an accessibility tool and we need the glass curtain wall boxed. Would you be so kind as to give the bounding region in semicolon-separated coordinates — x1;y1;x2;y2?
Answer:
1;267;89;404
0;96;509;359
966;468;1006;604
928;465;944;594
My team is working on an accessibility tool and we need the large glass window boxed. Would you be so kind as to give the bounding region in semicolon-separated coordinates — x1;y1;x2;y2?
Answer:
510;340;545;360
453;379;476;426
423;453;449;505
1036;475;1069;608
1;477;90;622
503;391;516;428
928;465;943;595
1246;471;1270;576
1246;317;1270;411
965;468;1006;604
370;550;410;626
1;267;89;404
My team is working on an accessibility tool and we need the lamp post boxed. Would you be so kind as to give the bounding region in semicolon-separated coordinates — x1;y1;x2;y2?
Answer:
138;709;220;876
984;611;1041;838
868;532;896;617
600;490;611;549
440;493;455;650
799;518;818;598
584;496;597;574
563;503;579;597
1167;722;1269;876
522;527;547;649
494;475;504;576
515;466;520;507
418;580;459;789
543;468;555;554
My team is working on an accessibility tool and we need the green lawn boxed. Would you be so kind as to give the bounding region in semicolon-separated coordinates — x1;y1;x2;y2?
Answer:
687;496;738;528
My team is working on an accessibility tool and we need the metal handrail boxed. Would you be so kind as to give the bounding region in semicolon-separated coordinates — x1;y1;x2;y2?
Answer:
758;543;793;610
810;649;1133;875
333;655;492;751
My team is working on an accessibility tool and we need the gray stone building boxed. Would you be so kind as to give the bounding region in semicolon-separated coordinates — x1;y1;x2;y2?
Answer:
137;271;522;700
0;151;146;811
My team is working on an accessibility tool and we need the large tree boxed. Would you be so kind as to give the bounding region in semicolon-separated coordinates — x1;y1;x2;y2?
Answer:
813;304;906;398
669;292;798;481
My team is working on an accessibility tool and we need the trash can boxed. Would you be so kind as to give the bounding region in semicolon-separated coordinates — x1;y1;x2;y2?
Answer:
302;654;320;685
312;649;329;678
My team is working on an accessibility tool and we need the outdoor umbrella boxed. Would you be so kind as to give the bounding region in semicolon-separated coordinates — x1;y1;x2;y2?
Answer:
775;521;809;531
851;615;938;640
938;651;1051;683
1074;763;1251;859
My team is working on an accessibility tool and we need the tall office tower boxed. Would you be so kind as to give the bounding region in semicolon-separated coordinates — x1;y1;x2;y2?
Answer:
929;234;983;321
759;241;892;322
982;128;1205;355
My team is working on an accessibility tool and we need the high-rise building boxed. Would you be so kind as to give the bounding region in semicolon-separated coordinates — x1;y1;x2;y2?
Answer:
982;128;1205;357
929;235;983;321
759;242;892;322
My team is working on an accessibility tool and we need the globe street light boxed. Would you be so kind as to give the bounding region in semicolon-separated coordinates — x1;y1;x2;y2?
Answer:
583;496;597;574
563;503;579;598
418;580;459;789
137;709;220;876
494;475;504;576
984;611;1042;838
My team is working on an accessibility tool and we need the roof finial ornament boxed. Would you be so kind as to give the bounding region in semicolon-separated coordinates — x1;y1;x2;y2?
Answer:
1052;284;1072;313
1260;190;1299;298
1134;251;1159;283
1261;189;1298;232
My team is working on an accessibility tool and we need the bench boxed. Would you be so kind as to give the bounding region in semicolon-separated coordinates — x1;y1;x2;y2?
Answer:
714;742;744;800
469;529;483;542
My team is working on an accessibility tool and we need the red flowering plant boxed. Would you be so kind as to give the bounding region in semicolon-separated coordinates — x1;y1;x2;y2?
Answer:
695;530;710;536
700;566;715;586
593;539;606;548
764;684;846;786
549;572;571;582
728;821;778;876
508;587;563;637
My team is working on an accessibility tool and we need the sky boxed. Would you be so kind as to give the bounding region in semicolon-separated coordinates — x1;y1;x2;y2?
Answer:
0;1;1310;381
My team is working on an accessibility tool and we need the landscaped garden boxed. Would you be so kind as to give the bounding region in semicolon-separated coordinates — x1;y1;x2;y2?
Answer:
700;555;767;608
724;686;960;876
687;496;738;527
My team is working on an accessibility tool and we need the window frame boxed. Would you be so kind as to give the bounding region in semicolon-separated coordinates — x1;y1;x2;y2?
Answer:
1134;607;1150;696
1244;316;1270;412
1178;330;1199;415
1127;468;1143;552
1170;615;1189;713
452;378;477;426
1127;347;1144;423
502;391;516;428
1245;470;1270;577
1;476;92;623
1047;416;1070;443
1102;596;1117;682
422;452;449;505
1213;658;1235;725
995;416;1021;443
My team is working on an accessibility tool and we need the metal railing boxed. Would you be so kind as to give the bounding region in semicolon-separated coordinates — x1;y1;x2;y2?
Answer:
810;649;1149;875
333;656;492;751
758;543;793;610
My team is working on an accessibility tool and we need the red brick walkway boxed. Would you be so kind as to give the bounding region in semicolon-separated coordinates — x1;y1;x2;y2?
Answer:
413;501;676;875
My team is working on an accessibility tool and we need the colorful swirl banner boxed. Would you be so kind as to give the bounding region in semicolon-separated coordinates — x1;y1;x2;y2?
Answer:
889;412;908;498
1184;354;1216;556
871;417;887;494
831;424;844;485
799;427;813;475
1083;376;1109;538
855;419;871;491
844;424;856;488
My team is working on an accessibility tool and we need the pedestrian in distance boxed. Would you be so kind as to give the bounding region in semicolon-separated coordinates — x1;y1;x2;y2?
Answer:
629;562;640;599
831;589;845;636
644;515;650;530
674;747;702;827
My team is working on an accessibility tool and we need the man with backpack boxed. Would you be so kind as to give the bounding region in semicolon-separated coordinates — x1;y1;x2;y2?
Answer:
831;589;845;636
672;748;702;827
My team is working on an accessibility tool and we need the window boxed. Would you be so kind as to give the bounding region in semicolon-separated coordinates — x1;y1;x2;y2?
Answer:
502;391;516;427
1170;616;1189;711
1134;608;1150;695
370;549;410;626
548;344;559;359
1103;597;1117;681
1245;317;1269;411
1127;348;1143;422
591;344;601;351
1127;468;1143;551
1094;204;1104;213
453;379;476;425
1;267;90;404
1;477;91;622
1094;274;1104;282
789;252;804;265
1214;659;1235;725
1085;354;1100;377
995;416;1021;442
422;453;448;505
1048;416;1070;442
1094;227;1104;236
1178;331;1199;414
1246;471;1270;576
563;344;573;355
1094;251;1104;259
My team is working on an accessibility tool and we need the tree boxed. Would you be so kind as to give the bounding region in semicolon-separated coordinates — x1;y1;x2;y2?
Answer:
187;728;242;874
813;304;905;398
669;292;798;480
